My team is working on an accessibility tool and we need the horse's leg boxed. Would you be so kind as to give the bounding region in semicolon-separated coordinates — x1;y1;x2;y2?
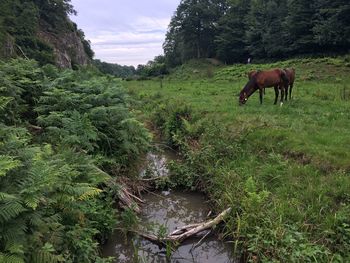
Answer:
259;88;263;104
280;86;285;105
274;86;279;105
285;85;288;101
289;84;293;100
264;88;266;95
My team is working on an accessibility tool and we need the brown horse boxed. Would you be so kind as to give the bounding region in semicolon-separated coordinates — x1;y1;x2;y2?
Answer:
284;68;295;100
239;68;289;105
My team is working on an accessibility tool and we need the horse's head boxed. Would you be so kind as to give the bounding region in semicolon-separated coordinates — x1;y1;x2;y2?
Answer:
239;91;248;105
239;77;257;105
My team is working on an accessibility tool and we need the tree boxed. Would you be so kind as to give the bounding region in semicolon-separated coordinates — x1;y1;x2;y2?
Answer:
163;0;350;66
164;0;228;66
216;0;251;63
284;0;317;54
313;0;350;51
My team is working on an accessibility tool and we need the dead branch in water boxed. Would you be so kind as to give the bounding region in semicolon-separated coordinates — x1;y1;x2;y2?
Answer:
136;207;231;246
118;186;142;213
190;230;212;251
139;176;165;182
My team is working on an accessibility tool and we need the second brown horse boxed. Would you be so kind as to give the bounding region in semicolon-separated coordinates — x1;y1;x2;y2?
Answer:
240;68;289;105
284;68;295;100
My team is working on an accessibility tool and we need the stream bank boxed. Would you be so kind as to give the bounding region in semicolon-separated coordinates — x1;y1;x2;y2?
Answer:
102;145;235;263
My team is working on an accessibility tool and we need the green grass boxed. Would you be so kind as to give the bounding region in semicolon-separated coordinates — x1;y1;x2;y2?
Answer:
128;57;350;170
126;57;350;262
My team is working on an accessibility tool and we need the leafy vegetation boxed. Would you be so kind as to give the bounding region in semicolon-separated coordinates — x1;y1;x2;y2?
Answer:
0;59;150;262
93;60;136;78
164;0;350;66
126;56;350;262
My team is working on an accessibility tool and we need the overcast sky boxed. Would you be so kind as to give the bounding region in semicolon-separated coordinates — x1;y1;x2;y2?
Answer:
70;0;180;67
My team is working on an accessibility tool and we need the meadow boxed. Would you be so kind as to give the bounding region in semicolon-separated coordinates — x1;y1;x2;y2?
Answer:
126;57;350;262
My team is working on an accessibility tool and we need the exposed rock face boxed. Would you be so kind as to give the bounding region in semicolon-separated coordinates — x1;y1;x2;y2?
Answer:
1;34;16;58
38;30;90;68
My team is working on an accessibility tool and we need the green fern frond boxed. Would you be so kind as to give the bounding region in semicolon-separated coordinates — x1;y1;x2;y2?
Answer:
0;219;27;243
30;250;64;263
0;192;18;202
23;195;40;210
4;243;24;256
0;96;13;109
0;253;24;263
0;201;26;223
0;156;21;177
76;186;102;201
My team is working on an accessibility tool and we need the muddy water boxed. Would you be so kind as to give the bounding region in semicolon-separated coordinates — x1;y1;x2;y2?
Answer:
102;149;234;263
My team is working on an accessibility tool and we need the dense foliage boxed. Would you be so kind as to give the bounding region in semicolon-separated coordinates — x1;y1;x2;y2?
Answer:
0;59;150;263
93;59;136;78
136;55;169;78
0;0;94;65
164;0;350;65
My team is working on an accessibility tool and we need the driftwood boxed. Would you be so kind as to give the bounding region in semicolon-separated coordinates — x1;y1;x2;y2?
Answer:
137;207;231;246
91;168;143;213
139;176;164;182
118;186;142;213
190;229;212;251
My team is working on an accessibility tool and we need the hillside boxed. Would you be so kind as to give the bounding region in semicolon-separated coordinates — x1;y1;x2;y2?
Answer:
0;0;93;68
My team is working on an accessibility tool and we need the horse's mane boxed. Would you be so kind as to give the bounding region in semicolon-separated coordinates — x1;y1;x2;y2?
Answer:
241;76;258;97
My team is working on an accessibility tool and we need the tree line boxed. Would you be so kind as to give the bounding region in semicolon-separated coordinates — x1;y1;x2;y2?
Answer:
163;0;350;66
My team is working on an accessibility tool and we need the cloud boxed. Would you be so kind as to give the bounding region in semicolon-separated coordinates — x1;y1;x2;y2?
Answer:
70;0;179;66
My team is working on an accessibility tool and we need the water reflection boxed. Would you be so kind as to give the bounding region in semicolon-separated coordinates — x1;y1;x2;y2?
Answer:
102;191;234;263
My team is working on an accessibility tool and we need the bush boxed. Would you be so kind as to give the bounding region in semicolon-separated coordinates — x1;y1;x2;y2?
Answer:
36;69;151;168
0;59;151;262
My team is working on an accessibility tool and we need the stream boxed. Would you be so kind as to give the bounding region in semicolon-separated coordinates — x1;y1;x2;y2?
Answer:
102;148;235;263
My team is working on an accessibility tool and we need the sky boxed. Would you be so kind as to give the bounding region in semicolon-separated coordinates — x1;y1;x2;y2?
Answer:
70;0;180;67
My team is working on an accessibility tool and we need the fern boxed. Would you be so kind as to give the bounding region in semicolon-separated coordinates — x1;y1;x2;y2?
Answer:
0;201;26;223
0;253;25;263
0;60;149;262
0;156;21;177
76;187;102;201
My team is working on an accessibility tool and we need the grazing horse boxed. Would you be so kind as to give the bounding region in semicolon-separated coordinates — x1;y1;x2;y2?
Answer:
239;68;289;105
284;68;295;100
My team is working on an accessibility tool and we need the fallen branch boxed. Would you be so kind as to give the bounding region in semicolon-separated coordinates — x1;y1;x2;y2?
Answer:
125;189;145;204
139;176;164;182
118;187;141;213
167;207;231;242
190;230;211;251
170;223;202;236
136;207;231;245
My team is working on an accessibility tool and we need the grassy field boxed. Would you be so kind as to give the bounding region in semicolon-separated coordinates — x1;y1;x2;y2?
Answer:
126;57;350;262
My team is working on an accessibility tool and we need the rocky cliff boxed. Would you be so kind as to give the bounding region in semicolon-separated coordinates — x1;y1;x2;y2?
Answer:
0;0;93;68
38;29;90;68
